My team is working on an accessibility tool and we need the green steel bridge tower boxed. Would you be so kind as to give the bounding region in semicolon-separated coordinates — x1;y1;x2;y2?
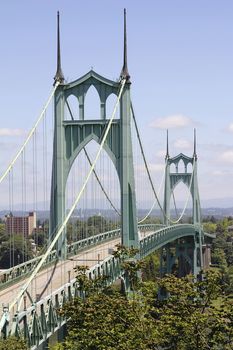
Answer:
161;130;204;276
50;10;138;259
0;10;215;348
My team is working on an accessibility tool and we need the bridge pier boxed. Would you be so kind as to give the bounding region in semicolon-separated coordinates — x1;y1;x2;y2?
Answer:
160;236;202;278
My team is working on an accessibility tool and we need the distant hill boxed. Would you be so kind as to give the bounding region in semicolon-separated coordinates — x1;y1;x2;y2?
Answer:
1;204;233;222
200;197;233;208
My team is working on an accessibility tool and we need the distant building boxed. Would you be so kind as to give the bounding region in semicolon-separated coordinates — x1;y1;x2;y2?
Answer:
5;212;36;236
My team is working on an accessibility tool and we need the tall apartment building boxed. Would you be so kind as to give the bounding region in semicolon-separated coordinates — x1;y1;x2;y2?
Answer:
5;212;36;236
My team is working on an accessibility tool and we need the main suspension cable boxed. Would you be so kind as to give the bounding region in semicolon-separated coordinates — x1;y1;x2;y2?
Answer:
0;82;59;185
138;168;165;223
8;78;126;313
83;147;120;216
172;190;179;218
131;101;196;225
169;159;196;224
130;102;165;215
66;99;119;216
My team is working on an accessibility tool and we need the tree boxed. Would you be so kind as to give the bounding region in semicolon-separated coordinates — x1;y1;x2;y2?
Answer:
52;264;158;350
51;247;233;350
30;231;47;247
142;251;160;281
0;229;8;244
203;221;217;234
0;337;27;350
0;234;33;268
153;270;233;349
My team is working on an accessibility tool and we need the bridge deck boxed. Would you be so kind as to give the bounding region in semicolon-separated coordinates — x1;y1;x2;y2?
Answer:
0;225;199;312
0;238;120;313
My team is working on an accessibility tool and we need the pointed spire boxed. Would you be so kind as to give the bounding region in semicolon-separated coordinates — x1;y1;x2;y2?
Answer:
193;128;197;159
166;129;170;159
120;8;130;82
54;11;64;85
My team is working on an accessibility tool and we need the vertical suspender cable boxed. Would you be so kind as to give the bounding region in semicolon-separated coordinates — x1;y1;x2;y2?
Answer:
0;83;59;185
8;78;126;313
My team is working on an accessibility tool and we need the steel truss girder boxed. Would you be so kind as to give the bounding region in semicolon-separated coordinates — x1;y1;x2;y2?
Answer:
1;224;215;347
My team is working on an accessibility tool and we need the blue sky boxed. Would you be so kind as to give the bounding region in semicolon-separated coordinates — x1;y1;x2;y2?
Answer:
0;0;233;206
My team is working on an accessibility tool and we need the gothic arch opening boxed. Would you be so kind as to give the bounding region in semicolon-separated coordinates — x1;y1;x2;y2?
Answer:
170;181;192;223
106;93;119;119
170;162;177;173
187;162;193;173
65;139;121;244
65;94;79;120
178;159;186;173
84;86;100;119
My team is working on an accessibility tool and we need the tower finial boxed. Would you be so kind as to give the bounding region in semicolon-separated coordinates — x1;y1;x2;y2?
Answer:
120;8;130;82
166;129;169;159
54;11;64;85
193;128;197;159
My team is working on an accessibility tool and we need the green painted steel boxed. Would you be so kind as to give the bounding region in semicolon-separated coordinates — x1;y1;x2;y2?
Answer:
1;224;215;347
163;149;204;275
140;224;197;257
163;153;200;226
0;225;164;290
0;73;215;346
0;250;58;291
0;229;121;290
50;70;138;257
0;9;216;346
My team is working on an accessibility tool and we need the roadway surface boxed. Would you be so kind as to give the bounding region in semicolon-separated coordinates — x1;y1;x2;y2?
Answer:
0;238;120;315
0;229;154;317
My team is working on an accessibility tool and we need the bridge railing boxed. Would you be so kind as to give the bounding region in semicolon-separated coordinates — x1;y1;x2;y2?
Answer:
1;222;214;346
0;250;58;290
0;223;169;290
67;228;121;257
140;224;197;258
7;254;122;349
138;223;165;230
0;228;121;290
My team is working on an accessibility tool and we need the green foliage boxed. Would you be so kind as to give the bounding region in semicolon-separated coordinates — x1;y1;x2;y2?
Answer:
51;247;233;350
208;216;233;293
142;251;160;281
0;234;33;268
203;221;217;233
0;224;7;243
212;248;228;269
66;216;119;243
138;216;162;225
30;231;47;247
154;270;233;350
0;337;27;350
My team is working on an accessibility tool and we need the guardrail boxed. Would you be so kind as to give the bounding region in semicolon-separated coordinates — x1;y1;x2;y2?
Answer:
140;224;197;258
0;223;215;347
0;250;58;289
2;254;122;349
67;228;121;257
0;224;159;289
0;228;121;290
0;224;207;289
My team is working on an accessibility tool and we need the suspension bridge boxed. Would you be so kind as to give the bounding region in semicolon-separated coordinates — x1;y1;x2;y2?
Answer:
0;10;214;349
